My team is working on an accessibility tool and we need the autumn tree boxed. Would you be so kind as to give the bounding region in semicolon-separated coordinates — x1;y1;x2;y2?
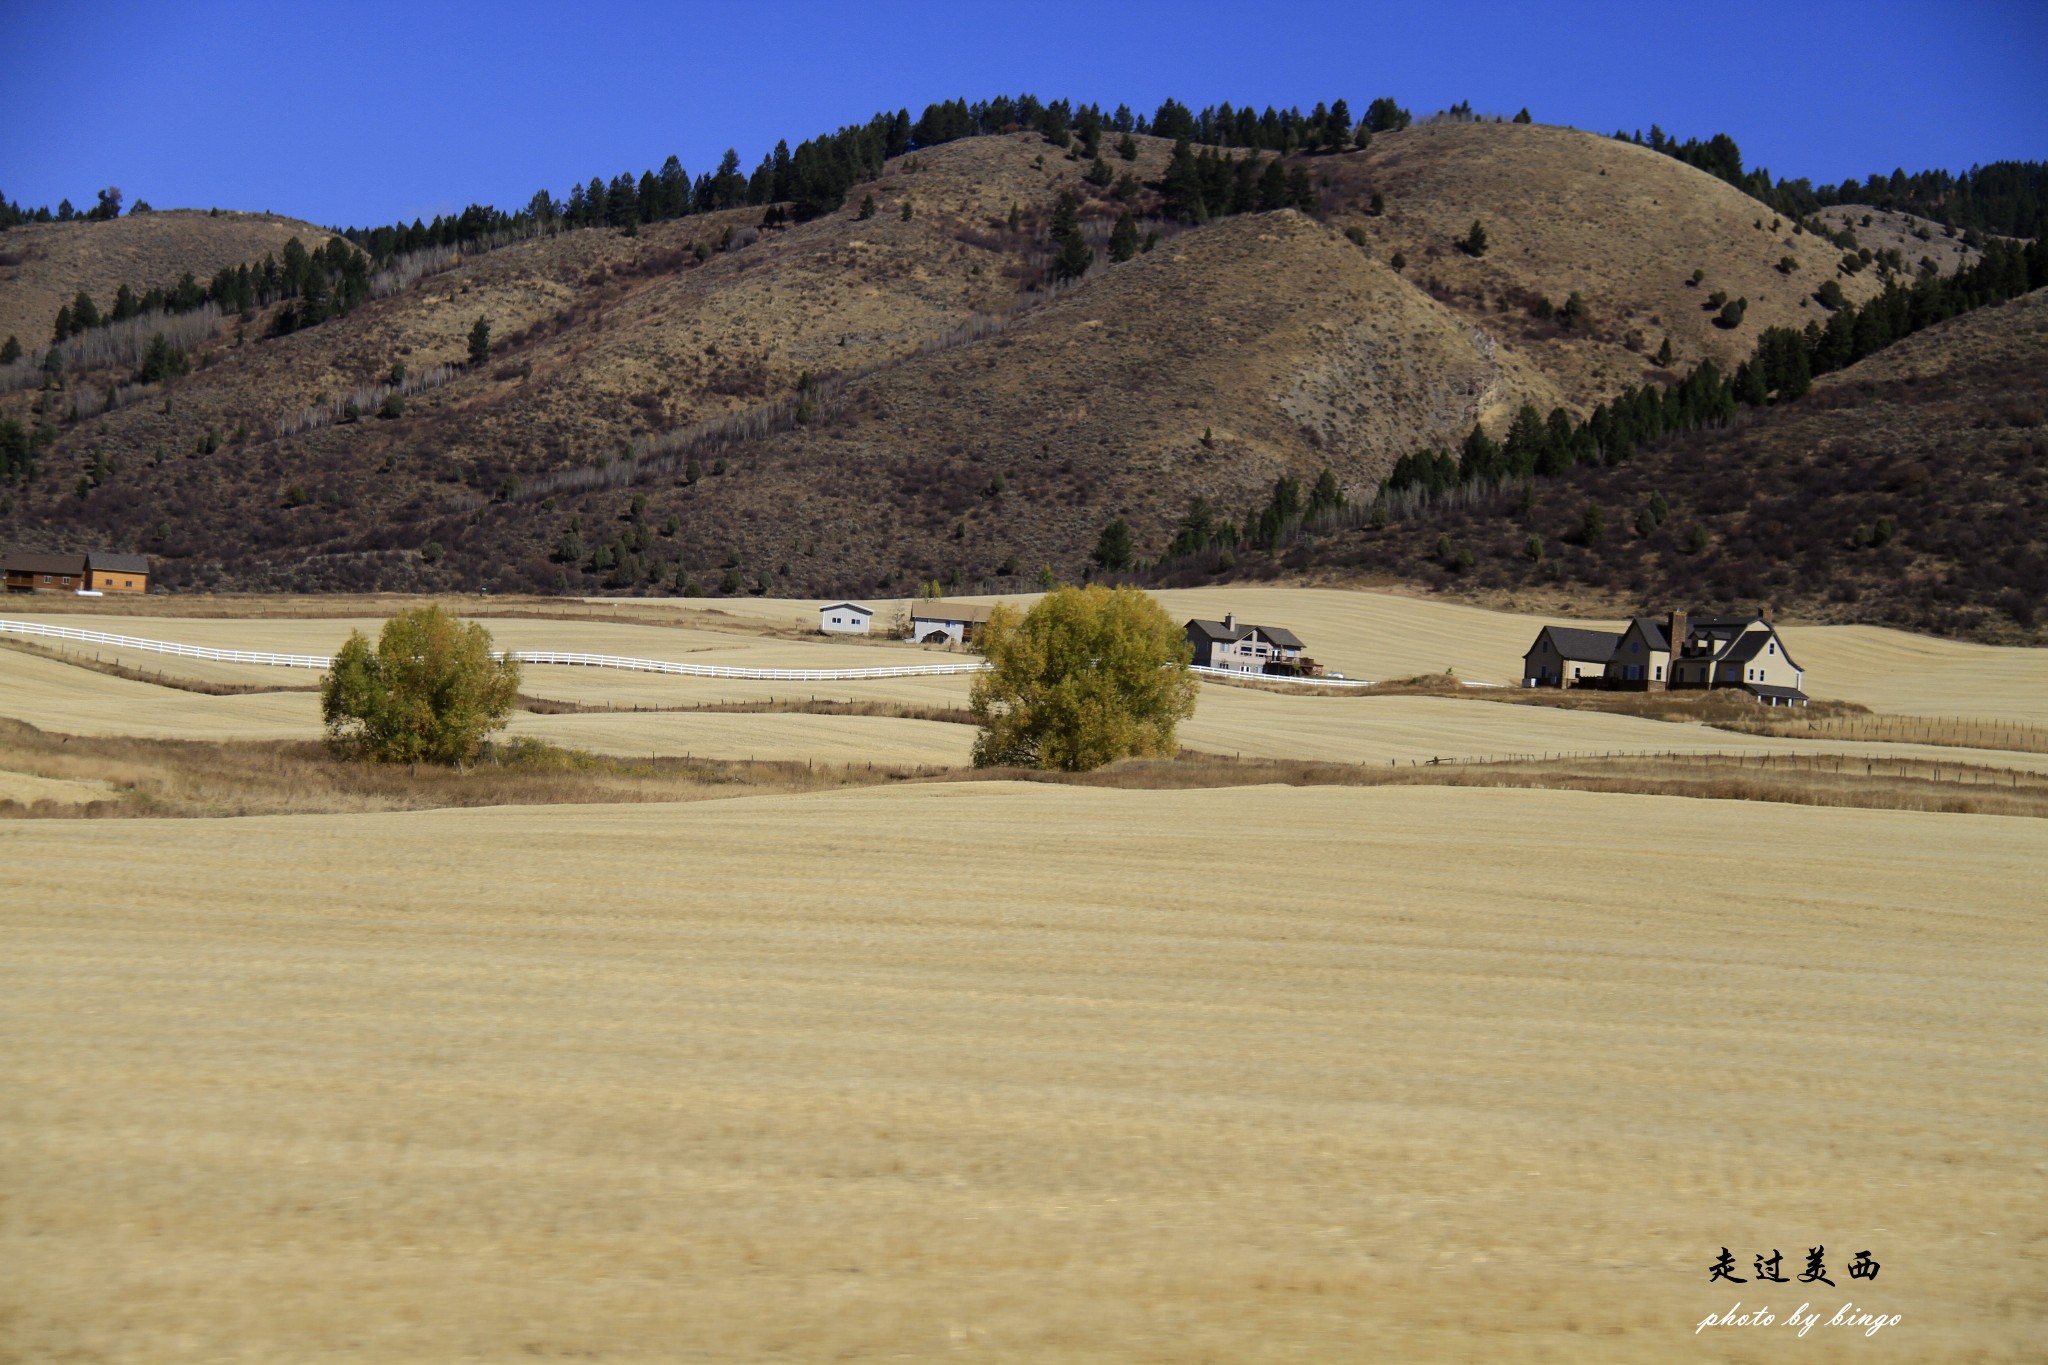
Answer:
320;606;522;766
968;585;1199;771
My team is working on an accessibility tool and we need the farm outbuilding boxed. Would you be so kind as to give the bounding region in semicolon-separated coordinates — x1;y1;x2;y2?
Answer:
909;601;993;646
818;602;874;635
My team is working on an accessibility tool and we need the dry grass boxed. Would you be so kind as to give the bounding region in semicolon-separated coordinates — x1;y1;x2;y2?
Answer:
2;782;2041;1361
1718;712;2048;754
0;715;935;819
1326;120;1967;404
975;747;2048;819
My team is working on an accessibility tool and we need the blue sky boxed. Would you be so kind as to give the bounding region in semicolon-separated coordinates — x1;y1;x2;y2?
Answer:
3;0;2043;228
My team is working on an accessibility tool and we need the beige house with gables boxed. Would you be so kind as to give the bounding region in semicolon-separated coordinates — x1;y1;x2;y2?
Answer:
1524;609;1808;706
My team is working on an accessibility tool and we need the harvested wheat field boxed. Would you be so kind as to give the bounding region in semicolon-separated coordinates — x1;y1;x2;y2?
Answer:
507;709;975;766
1;783;2040;1362
0;645;319;740
1178;687;2048;775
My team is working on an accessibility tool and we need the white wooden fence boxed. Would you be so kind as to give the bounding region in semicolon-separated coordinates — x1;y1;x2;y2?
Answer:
0;617;332;668
0;618;1437;689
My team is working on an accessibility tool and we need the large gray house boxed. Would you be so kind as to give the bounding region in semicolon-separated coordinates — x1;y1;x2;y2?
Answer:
1523;609;1808;705
1184;614;1311;675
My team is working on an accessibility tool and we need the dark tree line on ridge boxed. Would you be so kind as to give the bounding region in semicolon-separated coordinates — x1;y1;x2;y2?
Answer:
1618;125;2048;239
0;186;137;230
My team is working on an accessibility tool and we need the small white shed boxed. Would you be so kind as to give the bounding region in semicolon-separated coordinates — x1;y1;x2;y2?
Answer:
818;602;874;635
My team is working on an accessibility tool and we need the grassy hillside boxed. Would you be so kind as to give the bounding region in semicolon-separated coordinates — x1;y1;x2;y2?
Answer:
1325;120;1978;403
0;209;320;351
0;120;2021;624
1278;287;2048;643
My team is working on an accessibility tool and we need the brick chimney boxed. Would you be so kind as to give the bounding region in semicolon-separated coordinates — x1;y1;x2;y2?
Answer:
1224;612;1236;632
1666;609;1688;657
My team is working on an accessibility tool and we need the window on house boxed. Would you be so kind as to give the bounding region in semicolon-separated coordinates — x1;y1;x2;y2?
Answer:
1654;666;1663;680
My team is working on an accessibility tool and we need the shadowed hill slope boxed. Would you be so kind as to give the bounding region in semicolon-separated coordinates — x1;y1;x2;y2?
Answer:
1285;287;2048;643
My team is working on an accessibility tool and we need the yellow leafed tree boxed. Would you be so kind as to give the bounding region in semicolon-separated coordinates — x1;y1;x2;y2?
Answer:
320;606;522;766
969;585;1198;771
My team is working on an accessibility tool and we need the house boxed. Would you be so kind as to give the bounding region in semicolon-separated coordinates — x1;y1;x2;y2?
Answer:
87;551;150;595
4;551;89;593
1522;609;1808;705
1522;625;1621;688
909;599;993;646
1184;613;1318;676
818;601;874;635
4;549;151;594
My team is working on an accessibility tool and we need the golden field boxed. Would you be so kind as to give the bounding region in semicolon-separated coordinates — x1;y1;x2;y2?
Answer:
8;590;2048;774
3;782;2042;1362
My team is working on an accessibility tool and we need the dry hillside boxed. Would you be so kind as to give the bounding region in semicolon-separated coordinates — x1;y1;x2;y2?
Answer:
0;121;2014;613
1291;286;2048;642
0;209;320;351
1326;120;1980;402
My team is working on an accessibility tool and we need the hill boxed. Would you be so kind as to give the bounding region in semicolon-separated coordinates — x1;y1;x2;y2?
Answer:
0;209;321;353
0;119;2025;619
1323;119;1978;403
1280;286;2048;643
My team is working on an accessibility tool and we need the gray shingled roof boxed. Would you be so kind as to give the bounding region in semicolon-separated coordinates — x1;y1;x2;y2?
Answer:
1527;626;1622;662
1744;683;1808;703
1630;616;1672;651
88;551;150;575
1187;619;1304;649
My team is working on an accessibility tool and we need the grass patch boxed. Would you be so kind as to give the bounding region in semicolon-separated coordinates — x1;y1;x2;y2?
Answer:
951;747;2048;819
0;717;935;819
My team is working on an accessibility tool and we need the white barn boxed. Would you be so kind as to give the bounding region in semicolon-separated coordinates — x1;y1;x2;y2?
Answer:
818;602;874;635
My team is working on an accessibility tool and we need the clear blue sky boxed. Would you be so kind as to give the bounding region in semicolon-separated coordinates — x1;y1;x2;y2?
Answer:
3;0;2043;228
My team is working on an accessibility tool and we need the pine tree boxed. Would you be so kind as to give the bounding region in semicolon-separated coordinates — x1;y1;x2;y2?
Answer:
51;306;72;344
1460;220;1488;256
1513;108;1532;124
1117;133;1138;162
71;290;100;330
857;194;876;220
1092;518;1133;571
1656;335;1674;366
1050;191;1093;281
468;316;491;367
0;335;19;365
1109;210;1139;263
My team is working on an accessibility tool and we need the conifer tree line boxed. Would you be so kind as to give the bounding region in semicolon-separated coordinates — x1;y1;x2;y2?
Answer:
48;234;373;348
1616;125;2048;239
1382;236;2045;503
317;91;1397;266
0;186;132;230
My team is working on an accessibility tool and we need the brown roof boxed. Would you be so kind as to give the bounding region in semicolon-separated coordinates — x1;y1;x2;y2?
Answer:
4;551;88;576
911;600;994;624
